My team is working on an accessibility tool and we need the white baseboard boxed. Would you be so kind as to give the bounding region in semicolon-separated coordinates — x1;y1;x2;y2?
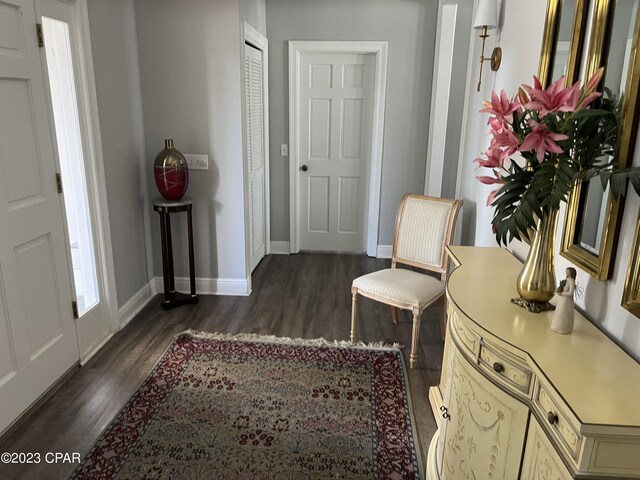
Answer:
376;245;393;259
118;279;156;329
154;276;251;296
80;332;114;366
270;241;290;254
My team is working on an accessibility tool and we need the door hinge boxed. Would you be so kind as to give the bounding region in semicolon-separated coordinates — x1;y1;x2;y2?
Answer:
36;23;44;48
72;300;79;319
56;173;63;194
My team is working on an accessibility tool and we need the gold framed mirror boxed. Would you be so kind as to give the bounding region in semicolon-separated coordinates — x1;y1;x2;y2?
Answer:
524;0;590;245
539;0;590;88
560;0;640;280
623;211;640;316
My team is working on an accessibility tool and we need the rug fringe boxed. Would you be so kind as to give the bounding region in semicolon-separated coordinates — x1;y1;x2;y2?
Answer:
180;330;404;351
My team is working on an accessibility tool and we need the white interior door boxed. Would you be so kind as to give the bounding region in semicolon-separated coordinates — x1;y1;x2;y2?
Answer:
0;0;79;434
297;52;374;253
245;43;266;272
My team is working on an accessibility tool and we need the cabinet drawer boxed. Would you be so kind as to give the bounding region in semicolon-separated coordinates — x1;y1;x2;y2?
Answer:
478;340;533;396
448;308;480;359
533;377;583;465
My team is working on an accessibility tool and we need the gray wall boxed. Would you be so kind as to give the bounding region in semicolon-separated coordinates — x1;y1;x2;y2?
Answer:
134;0;248;283
266;0;438;245
240;0;267;36
87;0;151;308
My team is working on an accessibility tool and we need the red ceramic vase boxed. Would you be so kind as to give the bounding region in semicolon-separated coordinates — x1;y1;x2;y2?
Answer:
154;139;189;201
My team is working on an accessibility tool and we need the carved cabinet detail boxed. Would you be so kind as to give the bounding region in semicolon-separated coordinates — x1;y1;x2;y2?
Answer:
440;346;528;480
521;417;573;480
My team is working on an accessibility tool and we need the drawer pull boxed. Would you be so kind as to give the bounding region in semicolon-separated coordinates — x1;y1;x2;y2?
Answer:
441;406;450;420
547;411;559;425
493;362;505;373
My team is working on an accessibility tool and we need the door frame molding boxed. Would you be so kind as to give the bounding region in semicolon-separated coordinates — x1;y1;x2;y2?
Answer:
288;40;388;256
37;0;118;363
425;3;457;197
241;22;270;291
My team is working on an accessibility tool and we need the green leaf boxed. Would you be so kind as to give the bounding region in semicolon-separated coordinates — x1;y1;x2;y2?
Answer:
610;173;627;197
572;108;613;119
629;172;640;196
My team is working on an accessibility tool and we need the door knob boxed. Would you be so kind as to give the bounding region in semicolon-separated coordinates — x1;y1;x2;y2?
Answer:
300;164;309;172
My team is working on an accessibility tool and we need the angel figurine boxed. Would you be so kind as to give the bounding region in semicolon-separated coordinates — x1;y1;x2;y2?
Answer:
551;267;577;334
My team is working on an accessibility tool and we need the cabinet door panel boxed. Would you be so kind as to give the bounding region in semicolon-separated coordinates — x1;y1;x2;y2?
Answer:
441;347;529;480
521;416;573;480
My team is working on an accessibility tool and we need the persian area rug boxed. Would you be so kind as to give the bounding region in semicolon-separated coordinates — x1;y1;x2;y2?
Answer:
71;331;422;480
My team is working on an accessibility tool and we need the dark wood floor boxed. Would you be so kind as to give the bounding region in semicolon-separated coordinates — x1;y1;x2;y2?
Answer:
0;253;444;479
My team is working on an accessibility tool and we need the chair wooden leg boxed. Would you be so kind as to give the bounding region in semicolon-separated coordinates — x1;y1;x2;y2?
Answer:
350;287;359;344
439;296;447;341
410;307;421;369
390;306;399;325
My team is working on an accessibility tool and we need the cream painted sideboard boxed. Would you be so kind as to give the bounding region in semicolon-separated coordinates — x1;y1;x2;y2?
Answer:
427;247;640;479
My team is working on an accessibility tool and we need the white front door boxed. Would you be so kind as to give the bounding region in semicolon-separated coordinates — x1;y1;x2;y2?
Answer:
39;0;112;361
297;52;375;253
245;43;266;272
0;0;79;433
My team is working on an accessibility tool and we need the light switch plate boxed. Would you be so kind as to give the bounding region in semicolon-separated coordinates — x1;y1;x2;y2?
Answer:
280;144;288;156
185;154;208;170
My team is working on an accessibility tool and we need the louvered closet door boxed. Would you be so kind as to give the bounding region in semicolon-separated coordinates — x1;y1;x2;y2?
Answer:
0;0;79;434
245;44;266;272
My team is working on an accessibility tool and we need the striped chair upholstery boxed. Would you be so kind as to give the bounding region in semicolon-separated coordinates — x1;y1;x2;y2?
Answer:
350;194;463;369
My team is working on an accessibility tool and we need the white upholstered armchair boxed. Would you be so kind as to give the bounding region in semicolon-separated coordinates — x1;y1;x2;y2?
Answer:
350;193;463;368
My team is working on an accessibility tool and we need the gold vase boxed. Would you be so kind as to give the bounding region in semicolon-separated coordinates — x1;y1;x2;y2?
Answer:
516;210;559;306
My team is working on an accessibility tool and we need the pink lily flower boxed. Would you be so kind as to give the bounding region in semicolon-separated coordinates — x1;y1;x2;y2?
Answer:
584;67;604;96
574;91;602;111
523;76;577;116
573;67;604;112
480;90;520;122
564;81;582;111
491;140;517;162
476;170;504;206
487;187;502;206
475;147;505;169
565;71;602;111
552;67;604;112
486;116;518;158
476;174;504;185
488;116;506;134
520;120;569;162
517;87;529;107
490;125;520;155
